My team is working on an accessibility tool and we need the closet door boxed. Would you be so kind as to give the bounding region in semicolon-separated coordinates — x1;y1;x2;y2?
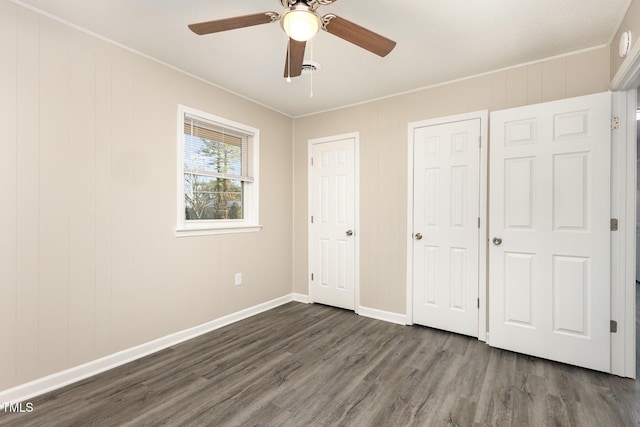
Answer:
489;92;611;372
412;118;481;337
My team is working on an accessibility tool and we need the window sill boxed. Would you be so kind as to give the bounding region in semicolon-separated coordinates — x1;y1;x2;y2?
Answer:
175;224;262;237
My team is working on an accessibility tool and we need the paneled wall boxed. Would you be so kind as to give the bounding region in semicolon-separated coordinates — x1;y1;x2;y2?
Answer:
0;1;293;391
292;47;611;315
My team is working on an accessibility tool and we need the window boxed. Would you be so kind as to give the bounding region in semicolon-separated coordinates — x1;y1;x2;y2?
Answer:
177;105;260;236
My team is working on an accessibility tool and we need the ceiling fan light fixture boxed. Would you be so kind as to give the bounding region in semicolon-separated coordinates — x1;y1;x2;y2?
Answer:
282;5;319;42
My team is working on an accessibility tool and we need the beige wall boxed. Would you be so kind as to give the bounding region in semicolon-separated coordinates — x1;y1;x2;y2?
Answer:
0;1;293;391
292;47;611;315
611;0;640;81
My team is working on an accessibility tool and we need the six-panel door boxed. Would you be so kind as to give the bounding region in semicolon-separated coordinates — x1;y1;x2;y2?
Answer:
310;137;356;310
489;92;611;372
412;119;481;337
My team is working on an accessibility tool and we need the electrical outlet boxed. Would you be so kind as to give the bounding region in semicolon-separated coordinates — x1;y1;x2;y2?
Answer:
235;273;242;286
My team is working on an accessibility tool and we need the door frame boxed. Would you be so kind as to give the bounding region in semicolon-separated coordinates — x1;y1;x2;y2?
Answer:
609;41;639;379
406;111;489;341
307;132;360;312
611;89;637;379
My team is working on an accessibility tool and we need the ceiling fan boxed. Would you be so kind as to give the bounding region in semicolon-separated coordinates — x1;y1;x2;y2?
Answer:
188;0;396;79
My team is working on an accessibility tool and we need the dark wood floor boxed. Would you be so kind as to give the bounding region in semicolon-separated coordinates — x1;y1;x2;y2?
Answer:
1;297;638;427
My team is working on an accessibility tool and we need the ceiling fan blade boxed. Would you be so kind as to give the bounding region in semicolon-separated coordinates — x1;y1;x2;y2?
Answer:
322;14;396;57
189;12;279;35
284;39;306;78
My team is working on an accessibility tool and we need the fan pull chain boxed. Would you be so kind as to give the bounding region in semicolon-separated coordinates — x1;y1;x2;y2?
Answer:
286;38;292;83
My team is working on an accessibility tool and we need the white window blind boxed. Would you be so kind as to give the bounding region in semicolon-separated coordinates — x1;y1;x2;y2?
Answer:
183;114;254;183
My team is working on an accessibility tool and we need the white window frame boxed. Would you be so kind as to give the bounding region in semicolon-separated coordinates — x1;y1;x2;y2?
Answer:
176;105;261;236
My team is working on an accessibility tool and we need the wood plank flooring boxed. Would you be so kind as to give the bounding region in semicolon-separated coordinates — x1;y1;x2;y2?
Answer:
0;299;638;426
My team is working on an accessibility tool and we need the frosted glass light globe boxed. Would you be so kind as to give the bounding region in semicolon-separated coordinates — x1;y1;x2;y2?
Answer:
282;9;319;42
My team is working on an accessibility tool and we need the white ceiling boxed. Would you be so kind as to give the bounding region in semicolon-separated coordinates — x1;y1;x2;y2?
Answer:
14;0;631;117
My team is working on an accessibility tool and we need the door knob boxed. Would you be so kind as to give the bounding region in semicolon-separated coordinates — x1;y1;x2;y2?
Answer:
415;233;423;240
492;237;502;246
346;230;354;236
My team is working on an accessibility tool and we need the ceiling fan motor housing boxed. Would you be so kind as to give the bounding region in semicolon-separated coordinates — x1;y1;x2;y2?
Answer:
281;0;336;8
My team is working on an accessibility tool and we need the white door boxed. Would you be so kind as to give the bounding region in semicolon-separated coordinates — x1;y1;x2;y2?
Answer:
412;118;481;337
310;136;356;310
489;92;611;372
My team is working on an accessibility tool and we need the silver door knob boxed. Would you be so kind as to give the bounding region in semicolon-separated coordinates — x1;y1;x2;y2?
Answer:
415;233;423;240
346;230;353;236
492;237;502;246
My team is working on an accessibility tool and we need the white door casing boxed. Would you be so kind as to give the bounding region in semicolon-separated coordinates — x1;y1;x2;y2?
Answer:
411;117;483;337
309;134;358;311
489;92;612;372
636;157;640;282
609;89;635;379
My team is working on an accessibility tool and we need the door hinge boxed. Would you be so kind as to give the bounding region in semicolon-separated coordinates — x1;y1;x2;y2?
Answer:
478;217;480;229
310;157;314;166
477;298;480;309
610;218;618;231
311;215;314;224
610;320;617;333
611;116;620;130
311;273;314;281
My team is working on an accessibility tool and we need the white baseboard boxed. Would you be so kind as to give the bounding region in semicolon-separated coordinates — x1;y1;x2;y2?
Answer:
1;296;413;403
358;305;407;325
0;294;294;404
292;293;310;303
